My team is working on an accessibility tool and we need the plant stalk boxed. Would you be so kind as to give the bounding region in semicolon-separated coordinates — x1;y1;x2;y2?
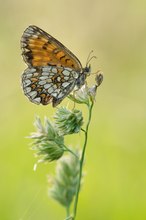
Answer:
63;145;79;159
73;101;94;219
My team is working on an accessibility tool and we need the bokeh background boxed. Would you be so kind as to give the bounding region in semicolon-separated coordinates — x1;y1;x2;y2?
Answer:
0;0;146;219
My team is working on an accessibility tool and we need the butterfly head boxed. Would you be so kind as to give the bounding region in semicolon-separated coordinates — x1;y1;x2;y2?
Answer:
84;64;91;76
84;50;96;76
76;65;91;89
76;50;96;89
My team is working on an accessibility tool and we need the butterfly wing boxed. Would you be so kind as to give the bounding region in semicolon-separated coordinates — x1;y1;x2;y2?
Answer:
22;66;80;107
21;25;82;72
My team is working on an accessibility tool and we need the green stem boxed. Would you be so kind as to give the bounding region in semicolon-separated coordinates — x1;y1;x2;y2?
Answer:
73;102;94;219
81;128;86;132
63;145;79;159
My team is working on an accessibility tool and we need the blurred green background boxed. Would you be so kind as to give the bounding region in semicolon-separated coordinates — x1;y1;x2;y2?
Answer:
0;0;146;219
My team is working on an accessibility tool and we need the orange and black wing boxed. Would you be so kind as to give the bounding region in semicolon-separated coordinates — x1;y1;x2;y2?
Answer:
21;25;82;72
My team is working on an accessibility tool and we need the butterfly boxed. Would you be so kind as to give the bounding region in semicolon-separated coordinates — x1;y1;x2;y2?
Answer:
21;25;91;107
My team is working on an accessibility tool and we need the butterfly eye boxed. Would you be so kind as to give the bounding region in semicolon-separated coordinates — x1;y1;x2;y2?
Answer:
84;64;91;76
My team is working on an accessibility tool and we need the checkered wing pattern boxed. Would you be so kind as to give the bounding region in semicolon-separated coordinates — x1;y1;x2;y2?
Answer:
22;66;79;107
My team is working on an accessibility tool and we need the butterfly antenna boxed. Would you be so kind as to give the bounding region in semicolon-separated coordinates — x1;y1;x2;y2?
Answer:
86;50;97;67
86;55;97;66
86;50;93;64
